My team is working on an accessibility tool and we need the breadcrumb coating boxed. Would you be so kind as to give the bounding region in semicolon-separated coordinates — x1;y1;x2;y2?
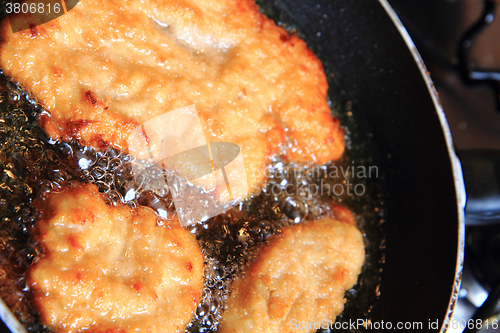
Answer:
219;214;365;333
28;184;204;333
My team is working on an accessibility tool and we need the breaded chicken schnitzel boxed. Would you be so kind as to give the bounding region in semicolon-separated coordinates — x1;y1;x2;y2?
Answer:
0;0;344;193
219;215;365;333
28;183;204;333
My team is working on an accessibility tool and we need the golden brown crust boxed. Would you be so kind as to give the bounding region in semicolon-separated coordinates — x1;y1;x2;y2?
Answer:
330;202;357;225
0;0;344;193
219;217;365;333
28;184;204;333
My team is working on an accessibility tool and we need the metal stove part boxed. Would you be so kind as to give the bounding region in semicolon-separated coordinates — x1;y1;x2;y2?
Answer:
460;150;500;225
389;0;500;151
457;0;500;113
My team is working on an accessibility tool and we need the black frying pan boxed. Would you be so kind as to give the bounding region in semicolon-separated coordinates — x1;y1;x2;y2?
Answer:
0;0;463;332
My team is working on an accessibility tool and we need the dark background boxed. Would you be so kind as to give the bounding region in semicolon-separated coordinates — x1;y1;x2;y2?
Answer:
389;0;500;152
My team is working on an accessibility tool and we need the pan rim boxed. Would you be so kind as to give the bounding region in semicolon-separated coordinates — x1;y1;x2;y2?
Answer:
378;1;466;332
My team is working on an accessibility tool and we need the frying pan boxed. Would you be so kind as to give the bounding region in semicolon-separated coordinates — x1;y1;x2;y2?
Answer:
0;0;465;332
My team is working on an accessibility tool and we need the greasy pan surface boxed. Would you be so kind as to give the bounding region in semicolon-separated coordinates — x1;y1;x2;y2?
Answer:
0;0;460;332
272;0;460;330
